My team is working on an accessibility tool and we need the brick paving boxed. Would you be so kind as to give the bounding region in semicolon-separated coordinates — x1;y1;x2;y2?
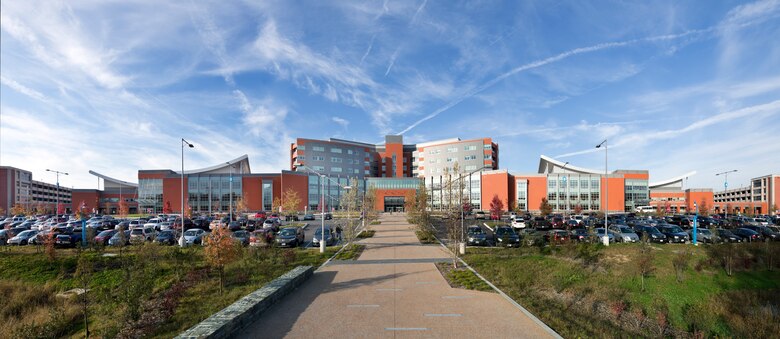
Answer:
239;214;556;338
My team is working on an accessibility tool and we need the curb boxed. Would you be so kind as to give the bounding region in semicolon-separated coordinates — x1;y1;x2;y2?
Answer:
482;222;494;232
433;232;562;339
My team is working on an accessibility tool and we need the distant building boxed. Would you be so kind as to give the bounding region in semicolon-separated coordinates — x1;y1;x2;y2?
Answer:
714;174;779;215
1;166;71;214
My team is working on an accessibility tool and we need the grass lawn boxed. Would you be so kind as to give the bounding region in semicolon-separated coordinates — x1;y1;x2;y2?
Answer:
357;230;376;238
463;242;780;338
369;220;381;225
415;229;437;244
0;243;337;338
334;244;365;260
483;221;508;229
282;222;306;228
435;262;492;292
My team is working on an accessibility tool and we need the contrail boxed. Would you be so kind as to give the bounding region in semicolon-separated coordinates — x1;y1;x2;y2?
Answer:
395;28;712;135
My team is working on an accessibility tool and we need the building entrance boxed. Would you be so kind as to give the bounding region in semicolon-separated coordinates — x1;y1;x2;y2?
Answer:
384;196;405;212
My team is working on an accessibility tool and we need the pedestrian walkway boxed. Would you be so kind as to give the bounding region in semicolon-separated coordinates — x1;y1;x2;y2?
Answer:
239;214;555;338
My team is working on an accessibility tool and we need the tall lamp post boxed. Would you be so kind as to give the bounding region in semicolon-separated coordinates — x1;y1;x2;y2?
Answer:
46;169;68;216
692;201;698;246
595;140;609;246
716;170;738;222
226;162;235;222
562;162;569;216
179;138;195;247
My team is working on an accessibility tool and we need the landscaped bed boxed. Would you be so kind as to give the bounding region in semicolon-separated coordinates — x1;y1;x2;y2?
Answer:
435;262;492;292
0;244;336;338
463;242;780;338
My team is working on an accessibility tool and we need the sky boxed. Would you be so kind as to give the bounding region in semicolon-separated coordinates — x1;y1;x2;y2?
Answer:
1;0;779;191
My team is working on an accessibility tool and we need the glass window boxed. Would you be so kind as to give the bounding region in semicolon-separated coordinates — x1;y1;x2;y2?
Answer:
484;154;491;159
312;146;325;152
332;167;342;172
464;155;476;160
331;148;342;153
483;144;491;149
331;157;342;163
298;145;305;150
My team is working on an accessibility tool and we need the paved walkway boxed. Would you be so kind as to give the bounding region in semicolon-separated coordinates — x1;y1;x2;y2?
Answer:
240;214;555;338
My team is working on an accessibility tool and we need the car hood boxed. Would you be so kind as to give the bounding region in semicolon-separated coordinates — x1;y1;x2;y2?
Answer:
277;234;297;239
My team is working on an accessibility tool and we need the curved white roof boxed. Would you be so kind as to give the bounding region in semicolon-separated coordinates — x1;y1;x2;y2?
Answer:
649;171;697;189
89;170;138;187
179;154;251;175
538;155;603;174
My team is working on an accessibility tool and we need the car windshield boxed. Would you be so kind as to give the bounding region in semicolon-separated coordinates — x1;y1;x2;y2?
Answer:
670;226;684;233
279;229;296;236
98;230;113;236
315;229;331;235
159;231;172;236
18;230;35;237
468;227;483;234
495;227;514;236
619;227;633;233
131;229;143;235
720;229;734;236
184;230;200;236
699;229;711;235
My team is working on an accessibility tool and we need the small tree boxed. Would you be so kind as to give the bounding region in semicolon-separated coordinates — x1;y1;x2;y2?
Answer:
655;204;665;218
339;178;362;244
770;204;778;216
204;226;240;294
118;199;129;218
75;250;93;338
163;201;173;214
698;198;710;217
44;231;57;262
636;241;655;291
462;201;473;216
540;198;553;217
11;203;25;216
271;197;282;215
404;190;418;224
489;194;504;220
745;204;755;217
672;250;691;283
235;197;248;215
281;188;302;219
443;166;464;267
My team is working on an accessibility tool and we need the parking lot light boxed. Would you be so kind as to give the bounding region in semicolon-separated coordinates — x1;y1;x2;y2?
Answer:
179;138;194;247
595;140;609;246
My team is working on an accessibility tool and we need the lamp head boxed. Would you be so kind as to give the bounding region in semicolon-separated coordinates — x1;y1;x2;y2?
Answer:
188;143;194;148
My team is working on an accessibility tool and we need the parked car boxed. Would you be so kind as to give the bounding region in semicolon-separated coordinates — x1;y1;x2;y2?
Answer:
183;229;207;246
0;229;12;245
263;218;281;231
55;229;81;248
232;230;251;246
130;227;156;244
609;225;640;243
275;227;304;247
303;214;315;221
687;228;719;243
569;228;590;242
657;225;689;243
322;213;333;220
474;211;487;220
593;228;616;244
466;226;489;246
544;229;570;244
732;228;762;242
108;230;131;246
154;230;177;245
551;217;565;229
716;229;742;243
494;226;520;247
94;230;117;246
249;229;274;247
8;230;38;245
312;227;336;247
743;225;780;241
510;218;526;229
529;217;552;229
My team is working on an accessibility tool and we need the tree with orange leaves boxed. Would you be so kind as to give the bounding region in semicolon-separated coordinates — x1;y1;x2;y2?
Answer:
203;225;240;294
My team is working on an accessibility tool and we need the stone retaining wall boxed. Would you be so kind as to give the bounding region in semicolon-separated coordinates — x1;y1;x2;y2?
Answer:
176;265;314;339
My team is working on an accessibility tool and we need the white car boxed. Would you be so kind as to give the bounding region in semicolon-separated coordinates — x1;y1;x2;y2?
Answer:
144;218;162;230
159;221;173;231
511;218;526;229
183;229;206;246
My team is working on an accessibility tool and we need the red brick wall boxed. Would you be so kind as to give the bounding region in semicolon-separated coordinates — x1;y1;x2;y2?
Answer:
481;172;510;212
71;191;100;213
516;175;547;213
162;177;187;213
242;177;263;211
602;177;625;213
281;173;309;211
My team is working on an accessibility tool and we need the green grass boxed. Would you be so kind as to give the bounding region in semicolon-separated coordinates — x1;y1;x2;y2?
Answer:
370;220;381;225
436;262;492;292
415;229;437;244
357;230;376;238
334;244;365;260
0;244;336;338
282;222;306;228
484;221;508;228
463;243;780;338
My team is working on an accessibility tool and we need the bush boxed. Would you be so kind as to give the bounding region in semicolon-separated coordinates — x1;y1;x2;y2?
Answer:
415;230;437;244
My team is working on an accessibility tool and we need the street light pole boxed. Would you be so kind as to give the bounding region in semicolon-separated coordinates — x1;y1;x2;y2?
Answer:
320;174;326;253
716;170;738;222
227;162;234;223
562;162;569;216
693;201;698;246
179;138;195;247
46;169;68;216
596;140;609;246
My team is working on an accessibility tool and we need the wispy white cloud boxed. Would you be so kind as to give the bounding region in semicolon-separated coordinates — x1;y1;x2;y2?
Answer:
384;47;400;76
188;2;234;85
410;0;428;25
359;34;376;65
332;116;350;129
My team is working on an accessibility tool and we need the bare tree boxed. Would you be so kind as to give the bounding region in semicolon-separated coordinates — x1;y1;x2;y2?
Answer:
636;241;655;291
364;186;378;225
339;178;362;244
539;198;553;217
443;164;465;267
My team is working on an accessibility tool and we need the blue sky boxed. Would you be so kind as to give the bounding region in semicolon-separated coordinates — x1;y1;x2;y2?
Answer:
1;0;779;191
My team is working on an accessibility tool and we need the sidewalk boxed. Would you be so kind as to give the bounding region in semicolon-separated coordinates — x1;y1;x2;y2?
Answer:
239;214;555;338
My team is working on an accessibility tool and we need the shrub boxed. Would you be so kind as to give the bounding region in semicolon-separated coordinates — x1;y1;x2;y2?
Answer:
672;250;692;282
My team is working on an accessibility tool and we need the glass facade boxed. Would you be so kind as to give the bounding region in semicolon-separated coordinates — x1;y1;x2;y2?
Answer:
624;179;649;211
138;179;163;214
425;173;480;211
546;174;601;212
185;175;243;214
307;174;366;211
262;182;273;211
516;180;527;211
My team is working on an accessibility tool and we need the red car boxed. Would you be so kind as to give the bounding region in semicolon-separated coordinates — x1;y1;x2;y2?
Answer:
94;229;117;245
254;211;267;220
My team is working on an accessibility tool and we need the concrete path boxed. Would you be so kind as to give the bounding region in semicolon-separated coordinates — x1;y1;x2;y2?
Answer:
239;214;555;338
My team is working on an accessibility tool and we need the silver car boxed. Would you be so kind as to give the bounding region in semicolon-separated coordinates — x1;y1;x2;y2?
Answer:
609;225;640;243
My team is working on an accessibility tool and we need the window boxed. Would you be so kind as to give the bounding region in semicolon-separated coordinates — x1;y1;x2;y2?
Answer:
484;144;492;149
354;169;361;174
464;145;477;151
298;145;305;150
347;149;354;155
297;156;305;161
331;148;342;153
484;154;491;159
446;157;454;162
331;167;342;172
312;146;325;152
312;156;324;161
465;165;477;171
313;166;325;171
331;157;342;163
446;147;458;153
464;155;476;160
548;180;557;189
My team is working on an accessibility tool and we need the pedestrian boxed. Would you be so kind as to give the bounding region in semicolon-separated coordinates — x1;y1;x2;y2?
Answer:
335;225;342;241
